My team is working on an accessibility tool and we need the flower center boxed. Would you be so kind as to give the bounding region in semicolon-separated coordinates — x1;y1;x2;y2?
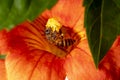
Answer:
45;18;82;56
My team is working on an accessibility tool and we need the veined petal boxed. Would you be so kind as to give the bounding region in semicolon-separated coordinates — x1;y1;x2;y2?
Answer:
47;0;84;29
64;39;100;80
98;36;120;80
64;36;120;80
0;60;7;80
8;17;66;57
6;50;66;80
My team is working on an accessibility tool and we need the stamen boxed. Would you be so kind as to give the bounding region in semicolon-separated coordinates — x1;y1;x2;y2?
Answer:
78;31;86;41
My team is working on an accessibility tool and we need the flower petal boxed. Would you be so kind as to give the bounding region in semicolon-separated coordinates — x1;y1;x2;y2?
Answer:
64;39;100;80
98;36;120;80
6;50;66;80
0;60;7;80
45;0;85;29
0;30;8;54
73;10;85;32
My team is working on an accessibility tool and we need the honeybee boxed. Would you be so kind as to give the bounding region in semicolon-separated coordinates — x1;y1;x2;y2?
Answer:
55;39;76;47
45;18;76;48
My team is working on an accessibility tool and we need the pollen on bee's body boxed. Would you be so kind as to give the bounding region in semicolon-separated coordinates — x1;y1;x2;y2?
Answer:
45;18;62;32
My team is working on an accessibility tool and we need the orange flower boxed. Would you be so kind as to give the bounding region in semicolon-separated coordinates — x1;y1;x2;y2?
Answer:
0;0;120;80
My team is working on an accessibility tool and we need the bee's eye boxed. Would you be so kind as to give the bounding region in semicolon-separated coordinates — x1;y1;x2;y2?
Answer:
45;29;49;34
45;28;51;34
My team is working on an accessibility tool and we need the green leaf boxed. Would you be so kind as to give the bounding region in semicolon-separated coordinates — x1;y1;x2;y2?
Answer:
84;0;120;67
0;0;57;30
83;0;93;7
0;55;6;59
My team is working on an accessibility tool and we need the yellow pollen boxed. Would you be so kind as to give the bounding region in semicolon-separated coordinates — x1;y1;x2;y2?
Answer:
78;30;86;41
45;18;62;32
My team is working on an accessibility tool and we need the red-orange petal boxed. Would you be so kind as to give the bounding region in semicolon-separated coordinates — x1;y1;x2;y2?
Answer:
64;36;120;80
43;0;85;29
98;36;120;80
0;30;8;54
0;60;7;80
6;50;66;80
64;39;101;80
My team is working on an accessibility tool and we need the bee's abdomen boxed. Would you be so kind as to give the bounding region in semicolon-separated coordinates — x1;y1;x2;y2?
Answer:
56;39;75;47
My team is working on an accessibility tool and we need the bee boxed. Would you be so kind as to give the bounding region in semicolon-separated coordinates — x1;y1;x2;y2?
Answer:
55;39;76;48
45;18;76;48
45;27;63;43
